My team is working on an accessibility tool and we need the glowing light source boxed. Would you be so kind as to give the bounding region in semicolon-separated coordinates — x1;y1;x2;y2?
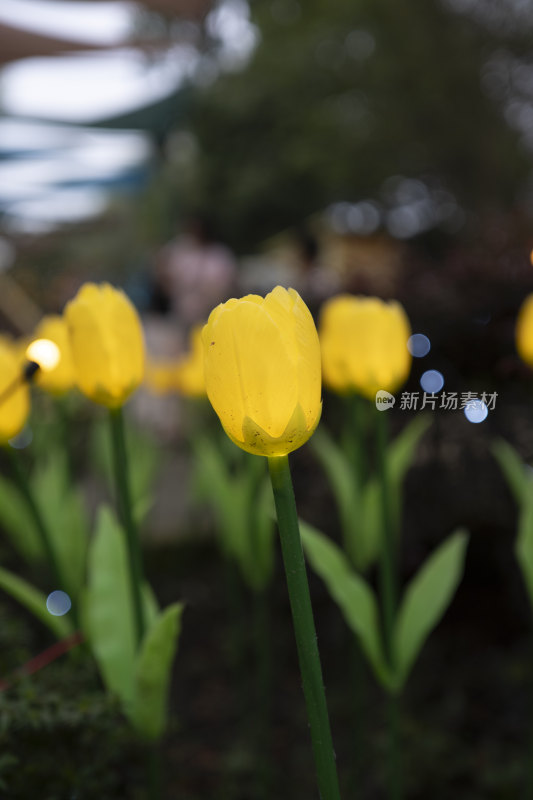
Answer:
420;369;444;393
407;333;431;358
464;400;488;424
46;590;72;616
26;338;60;371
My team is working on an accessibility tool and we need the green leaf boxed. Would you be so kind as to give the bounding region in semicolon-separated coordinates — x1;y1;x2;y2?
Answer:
300;521;393;689
142;581;160;630
387;415;431;526
358;478;383;571
310;427;364;566
492;438;531;507
32;452;88;602
91;419;160;525
0;474;43;562
128;603;184;741
394;529;469;686
84;506;136;709
0;566;72;638
516;489;533;608
388;415;431;485
192;435;240;554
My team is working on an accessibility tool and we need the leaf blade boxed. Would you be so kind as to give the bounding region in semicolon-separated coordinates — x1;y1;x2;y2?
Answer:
394;529;469;686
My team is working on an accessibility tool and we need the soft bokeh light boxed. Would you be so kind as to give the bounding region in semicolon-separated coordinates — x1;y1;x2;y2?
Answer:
408;333;431;358
26;339;60;371
420;369;444;393
46;590;72;617
464;399;488;424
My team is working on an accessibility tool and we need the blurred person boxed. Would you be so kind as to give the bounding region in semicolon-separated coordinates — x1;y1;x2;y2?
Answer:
155;214;238;330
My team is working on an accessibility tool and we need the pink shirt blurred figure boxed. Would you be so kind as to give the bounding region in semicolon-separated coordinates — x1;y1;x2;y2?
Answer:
157;218;237;327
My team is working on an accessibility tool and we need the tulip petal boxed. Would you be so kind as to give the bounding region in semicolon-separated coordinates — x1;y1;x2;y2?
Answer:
203;286;322;456
65;283;144;407
0;341;30;443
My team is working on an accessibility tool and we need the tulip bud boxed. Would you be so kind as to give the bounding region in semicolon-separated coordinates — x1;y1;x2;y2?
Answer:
65;282;145;408
0;340;30;444
320;295;411;399
203;286;322;457
516;294;533;369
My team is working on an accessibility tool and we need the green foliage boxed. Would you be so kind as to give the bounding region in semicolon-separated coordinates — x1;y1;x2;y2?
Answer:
182;0;530;248
491;438;533;611
491;438;531;506
128;603;184;741
32;451;89;601
0;655;138;799
312;414;430;572
84;506;137;707
0;567;72;639
394;530;469;685
300;520;392;689
91;416;161;525
0;473;42;562
515;487;533;609
0;447;89;602
301;523;468;691
192;435;276;591
84;506;182;740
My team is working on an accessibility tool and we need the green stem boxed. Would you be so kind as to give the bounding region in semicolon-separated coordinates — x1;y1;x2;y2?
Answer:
147;745;162;800
386;693;401;800
253;587;272;799
348;636;365;797
268;455;341;800
526;627;533;799
375;409;401;800
109;407;145;646
349;395;368;487
375;409;396;663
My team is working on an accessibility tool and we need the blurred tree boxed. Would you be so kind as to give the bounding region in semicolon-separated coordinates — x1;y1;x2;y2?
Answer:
173;0;533;251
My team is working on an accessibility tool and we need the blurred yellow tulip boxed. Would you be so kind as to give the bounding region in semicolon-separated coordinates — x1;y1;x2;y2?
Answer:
175;325;206;398
516;294;533;368
203;286;321;457
65;283;145;408
0;339;30;444
144;326;206;397
28;316;74;396
320;295;411;399
144;360;180;395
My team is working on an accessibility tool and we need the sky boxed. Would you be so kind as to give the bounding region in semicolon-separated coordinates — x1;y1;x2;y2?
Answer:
0;0;258;232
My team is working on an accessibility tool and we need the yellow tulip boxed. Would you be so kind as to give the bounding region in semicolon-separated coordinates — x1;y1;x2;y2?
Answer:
65;282;145;408
175;325;206;398
516;294;533;368
320;295;411;399
0;339;30;444
144;359;180;395
203;286;322;457
28;316;75;396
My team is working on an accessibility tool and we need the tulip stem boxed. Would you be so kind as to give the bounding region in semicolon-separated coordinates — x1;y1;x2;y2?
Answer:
109;407;146;646
268;455;341;800
375;409;401;800
375;409;396;662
